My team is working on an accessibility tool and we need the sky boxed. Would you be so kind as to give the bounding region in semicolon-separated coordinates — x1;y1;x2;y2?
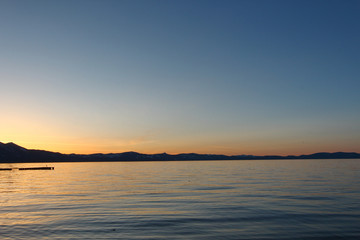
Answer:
1;0;359;155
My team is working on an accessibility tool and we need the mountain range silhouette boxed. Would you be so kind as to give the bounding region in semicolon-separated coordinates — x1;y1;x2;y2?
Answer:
0;142;359;163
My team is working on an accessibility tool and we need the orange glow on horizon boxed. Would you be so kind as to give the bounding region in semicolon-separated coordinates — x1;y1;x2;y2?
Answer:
2;113;359;156
2;138;359;157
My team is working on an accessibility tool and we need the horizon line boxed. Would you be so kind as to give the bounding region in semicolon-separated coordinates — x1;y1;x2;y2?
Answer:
2;141;359;157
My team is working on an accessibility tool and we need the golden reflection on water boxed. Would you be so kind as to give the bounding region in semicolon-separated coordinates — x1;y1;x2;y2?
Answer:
0;159;360;239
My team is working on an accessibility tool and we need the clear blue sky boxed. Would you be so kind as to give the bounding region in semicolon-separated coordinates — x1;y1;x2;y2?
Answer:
1;0;359;155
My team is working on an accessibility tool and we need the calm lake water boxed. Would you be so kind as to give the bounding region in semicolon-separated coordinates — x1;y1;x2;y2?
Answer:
0;159;359;239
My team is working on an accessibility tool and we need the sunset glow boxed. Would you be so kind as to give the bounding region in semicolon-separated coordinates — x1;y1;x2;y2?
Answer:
1;0;359;156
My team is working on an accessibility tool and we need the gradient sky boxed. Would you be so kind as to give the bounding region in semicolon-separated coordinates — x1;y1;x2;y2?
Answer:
1;0;359;155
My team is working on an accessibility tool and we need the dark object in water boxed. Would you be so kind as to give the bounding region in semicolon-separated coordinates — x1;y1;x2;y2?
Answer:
0;167;54;171
18;167;54;170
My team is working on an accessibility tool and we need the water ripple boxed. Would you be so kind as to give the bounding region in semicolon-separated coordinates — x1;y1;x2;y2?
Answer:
0;159;359;239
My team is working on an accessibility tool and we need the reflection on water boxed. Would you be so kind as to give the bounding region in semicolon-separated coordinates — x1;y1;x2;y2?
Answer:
1;159;360;239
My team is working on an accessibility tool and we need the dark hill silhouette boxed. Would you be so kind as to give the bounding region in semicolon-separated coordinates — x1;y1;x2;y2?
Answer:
0;142;359;163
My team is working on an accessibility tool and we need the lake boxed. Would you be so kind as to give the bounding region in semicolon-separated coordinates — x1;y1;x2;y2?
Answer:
1;159;359;239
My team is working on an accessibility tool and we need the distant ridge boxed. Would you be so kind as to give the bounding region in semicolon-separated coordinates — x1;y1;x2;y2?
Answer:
0;142;359;163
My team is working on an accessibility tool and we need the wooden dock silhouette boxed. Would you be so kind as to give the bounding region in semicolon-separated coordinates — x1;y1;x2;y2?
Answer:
0;167;54;171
